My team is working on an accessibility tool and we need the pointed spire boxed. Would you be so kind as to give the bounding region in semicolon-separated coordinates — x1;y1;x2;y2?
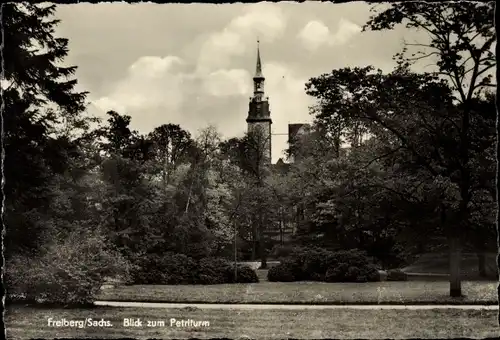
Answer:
255;39;263;78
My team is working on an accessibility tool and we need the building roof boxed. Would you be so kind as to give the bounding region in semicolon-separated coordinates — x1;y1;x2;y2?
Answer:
288;123;311;142
254;40;264;79
271;157;291;174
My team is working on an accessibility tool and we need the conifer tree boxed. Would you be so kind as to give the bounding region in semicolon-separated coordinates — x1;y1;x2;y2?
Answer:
2;3;89;255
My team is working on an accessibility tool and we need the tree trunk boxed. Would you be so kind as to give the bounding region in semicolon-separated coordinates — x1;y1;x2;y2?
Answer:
259;212;267;269
184;165;196;215
280;219;284;246
497;254;500;325
259;244;267;269
279;206;284;246
454;97;470;297
234;222;238;281
442;202;462;297
449;236;462;297
251;219;257;261
334;133;340;158
184;182;192;214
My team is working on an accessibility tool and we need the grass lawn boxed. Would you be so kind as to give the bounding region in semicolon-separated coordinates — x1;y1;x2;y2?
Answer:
6;305;499;339
402;252;498;279
96;280;498;305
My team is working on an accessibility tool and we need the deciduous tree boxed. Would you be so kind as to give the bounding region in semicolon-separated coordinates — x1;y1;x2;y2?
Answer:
364;1;496;296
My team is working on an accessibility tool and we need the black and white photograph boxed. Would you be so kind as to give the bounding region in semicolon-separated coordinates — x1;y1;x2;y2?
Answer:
3;1;498;339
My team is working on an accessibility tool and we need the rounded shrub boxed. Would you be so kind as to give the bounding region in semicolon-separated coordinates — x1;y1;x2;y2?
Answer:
132;254;259;285
299;248;333;280
267;248;380;283
130;254;162;284
6;229;131;305
198;258;259;284
267;260;300;282
234;264;259;283
324;250;380;283
132;252;198;285
197;257;234;284
163;253;199;284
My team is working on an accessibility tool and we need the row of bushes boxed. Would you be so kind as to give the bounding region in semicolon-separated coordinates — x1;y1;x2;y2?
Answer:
267;247;381;283
5;229;259;306
131;253;259;285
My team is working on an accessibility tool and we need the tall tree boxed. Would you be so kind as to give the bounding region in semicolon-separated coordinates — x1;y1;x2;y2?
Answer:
364;1;496;296
307;64;496;295
238;131;275;267
148;124;194;187
219;133;275;265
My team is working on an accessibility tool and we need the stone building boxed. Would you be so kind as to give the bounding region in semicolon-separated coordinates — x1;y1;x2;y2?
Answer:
246;41;311;167
246;41;272;165
245;42;311;246
287;123;311;164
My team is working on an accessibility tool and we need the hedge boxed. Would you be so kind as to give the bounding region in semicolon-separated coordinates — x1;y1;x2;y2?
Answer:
132;253;259;285
268;248;380;283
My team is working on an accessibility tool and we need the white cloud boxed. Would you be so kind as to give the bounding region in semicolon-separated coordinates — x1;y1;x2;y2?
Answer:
230;3;287;42
93;55;187;120
92;57;311;162
92;54;251;134
204;69;251;97
197;30;246;73
297;18;361;51
332;18;362;45
297;20;331;51
193;3;287;113
197;3;286;72
55;2;417;163
128;56;184;78
93;97;125;114
90;4;297;162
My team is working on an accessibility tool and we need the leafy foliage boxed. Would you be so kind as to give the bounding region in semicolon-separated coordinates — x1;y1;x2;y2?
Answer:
3;3;90;256
131;254;258;285
234;264;260;283
365;2;495;102
304;64;495;253
323;250;380;283
6;228;130;305
267;261;301;282
364;3;496;292
4;2;496;304
268;248;379;283
131;253;199;285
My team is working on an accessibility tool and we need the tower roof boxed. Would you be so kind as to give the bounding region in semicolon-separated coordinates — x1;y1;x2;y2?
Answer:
254;40;264;79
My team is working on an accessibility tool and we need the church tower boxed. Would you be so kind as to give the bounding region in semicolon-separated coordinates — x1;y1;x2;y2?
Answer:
246;40;272;164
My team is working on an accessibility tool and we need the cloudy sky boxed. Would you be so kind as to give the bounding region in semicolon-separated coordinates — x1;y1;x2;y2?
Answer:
55;2;425;162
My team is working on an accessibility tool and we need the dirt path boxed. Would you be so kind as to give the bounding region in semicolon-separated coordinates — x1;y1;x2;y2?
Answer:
94;300;499;310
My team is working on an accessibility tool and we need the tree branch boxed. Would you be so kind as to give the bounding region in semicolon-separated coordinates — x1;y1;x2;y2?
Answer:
473;83;496;92
405;42;439;50
362;111;440;177
475;63;495;79
363;146;403;169
407;51;441;62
